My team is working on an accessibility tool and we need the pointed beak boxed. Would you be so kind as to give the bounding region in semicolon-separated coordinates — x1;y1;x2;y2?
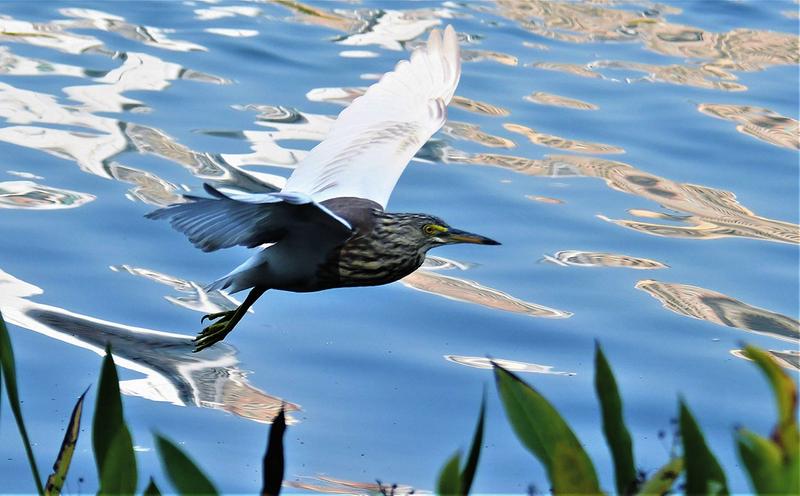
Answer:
445;228;501;246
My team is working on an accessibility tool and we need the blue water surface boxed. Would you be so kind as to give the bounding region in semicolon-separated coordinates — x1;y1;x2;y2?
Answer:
0;0;797;494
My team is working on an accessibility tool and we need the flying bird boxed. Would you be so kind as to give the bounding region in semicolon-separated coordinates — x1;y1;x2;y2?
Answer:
147;26;499;352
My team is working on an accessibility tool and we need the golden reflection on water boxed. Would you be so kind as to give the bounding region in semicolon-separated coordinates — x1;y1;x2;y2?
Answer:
698;104;800;151
543;250;667;269
636;279;800;344
0;268;297;424
524;92;598;110
403;256;572;319
443;121;515;149
504;123;624;154
497;0;798;72
445;355;575;376
449;152;799;245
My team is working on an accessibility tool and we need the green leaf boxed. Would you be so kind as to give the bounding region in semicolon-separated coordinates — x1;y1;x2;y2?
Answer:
144;477;163;496
156;434;218;496
262;406;286;496
0;310;45;495
99;427;137;494
437;452;462;496
594;343;636;495
637;457;682;495
494;364;601;494
92;345;137;494
736;428;785;494
459;393;485;495
679;399;728;495
44;389;87;496
743;345;799;459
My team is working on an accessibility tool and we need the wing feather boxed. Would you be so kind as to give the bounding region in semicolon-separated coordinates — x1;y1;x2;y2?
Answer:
283;25;461;208
146;184;352;252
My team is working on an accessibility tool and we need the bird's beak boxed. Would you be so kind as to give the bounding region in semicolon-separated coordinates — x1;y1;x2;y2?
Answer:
445;228;501;245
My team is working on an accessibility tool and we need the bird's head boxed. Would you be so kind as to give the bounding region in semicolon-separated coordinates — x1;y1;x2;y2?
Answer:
388;213;500;253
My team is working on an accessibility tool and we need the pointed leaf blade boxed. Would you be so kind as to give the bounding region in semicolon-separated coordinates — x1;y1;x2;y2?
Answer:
594;343;636;495
92;346;137;494
637;457;683;496
262;406;286;496
437;452;462;496
679;400;728;495
144;477;163;496
743;345;799;459
156;434;218;495
736;427;784;494
0;310;44;495
494;364;601;494
44;389;87;496
459;392;485;495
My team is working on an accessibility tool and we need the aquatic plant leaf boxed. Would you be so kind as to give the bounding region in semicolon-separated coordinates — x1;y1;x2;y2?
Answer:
437;452;462;496
44;389;87;496
594;343;636;495
262;406;286;496
494;365;601;494
92;345;137;494
636;457;682;495
100;427;137;494
679;400;728;495
144;477;163;496
736;428;787;494
743;345;799;459
460;393;485;495
0;310;45;495
156;434;218;495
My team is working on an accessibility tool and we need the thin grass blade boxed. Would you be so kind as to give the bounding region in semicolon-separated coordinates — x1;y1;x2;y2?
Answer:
437;452;462;496
92;345;137;494
261;406;286;496
637;457;682;495
0;310;44;495
155;434;218;495
494;364;601;494
459;392;485;495
594;343;636;495
679;399;728;495
44;389;87;496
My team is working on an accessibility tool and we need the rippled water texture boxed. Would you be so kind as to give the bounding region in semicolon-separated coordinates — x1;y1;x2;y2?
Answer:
0;1;797;493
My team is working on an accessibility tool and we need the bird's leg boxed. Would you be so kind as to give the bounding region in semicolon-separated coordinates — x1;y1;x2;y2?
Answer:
193;287;267;352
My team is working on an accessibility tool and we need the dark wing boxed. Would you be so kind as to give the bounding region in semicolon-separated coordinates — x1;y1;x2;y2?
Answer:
146;184;352;252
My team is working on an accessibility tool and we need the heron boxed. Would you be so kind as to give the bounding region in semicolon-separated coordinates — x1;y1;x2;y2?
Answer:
147;26;499;352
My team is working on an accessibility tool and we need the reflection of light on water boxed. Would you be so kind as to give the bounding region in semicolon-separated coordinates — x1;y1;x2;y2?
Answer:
0;268;297;424
504;123;624;154
445;355;575;376
543;251;667;270
450;152;799;245
698;104;800;151
524;92;598;111
730;349;800;372
286;476;418;496
636;279;800;344
0;181;94;210
402;265;572;319
110;264;244;316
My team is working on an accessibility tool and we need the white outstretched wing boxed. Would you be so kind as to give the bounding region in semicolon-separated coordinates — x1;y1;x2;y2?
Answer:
282;25;461;209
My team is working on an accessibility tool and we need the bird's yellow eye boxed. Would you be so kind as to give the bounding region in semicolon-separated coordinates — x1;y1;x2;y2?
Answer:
424;224;446;236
